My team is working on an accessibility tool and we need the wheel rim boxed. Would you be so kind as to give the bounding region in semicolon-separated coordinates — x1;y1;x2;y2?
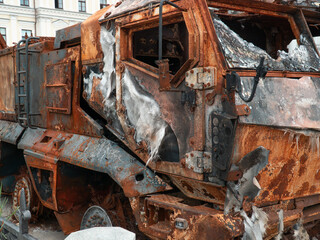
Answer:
80;205;112;230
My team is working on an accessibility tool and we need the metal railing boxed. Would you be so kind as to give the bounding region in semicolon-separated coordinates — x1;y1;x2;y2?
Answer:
0;188;37;240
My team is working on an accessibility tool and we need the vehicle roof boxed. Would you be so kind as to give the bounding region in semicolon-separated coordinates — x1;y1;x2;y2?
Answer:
104;0;160;20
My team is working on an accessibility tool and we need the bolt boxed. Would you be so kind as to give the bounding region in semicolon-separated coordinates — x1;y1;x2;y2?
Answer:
115;1;122;7
104;12;111;18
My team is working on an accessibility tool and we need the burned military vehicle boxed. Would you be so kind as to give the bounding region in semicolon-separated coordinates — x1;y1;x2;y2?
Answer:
0;0;320;239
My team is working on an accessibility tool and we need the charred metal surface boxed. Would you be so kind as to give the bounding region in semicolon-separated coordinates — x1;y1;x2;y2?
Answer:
0;0;320;238
225;146;269;214
236;76;320;130
138;194;244;239
54;23;81;49
0;120;25;145
212;14;320;72
170;175;226;205
18;128;170;198
209;113;236;181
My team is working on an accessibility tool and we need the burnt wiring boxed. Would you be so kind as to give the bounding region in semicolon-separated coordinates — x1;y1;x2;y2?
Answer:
237;57;268;102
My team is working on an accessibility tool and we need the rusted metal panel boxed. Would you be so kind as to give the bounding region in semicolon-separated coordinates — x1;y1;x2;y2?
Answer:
81;8;108;62
103;0;162;20
45;61;72;114
0;120;25;145
232;124;320;205
170;175;226;205
1;0;320;238
236;76;320;130
18;128;171;198
138;194;244;239
54;23;81;49
0;34;6;50
17;128;46;150
24;154;59;211
0;49;15;113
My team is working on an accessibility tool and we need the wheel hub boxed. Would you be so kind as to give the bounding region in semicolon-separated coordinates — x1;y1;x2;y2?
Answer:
80;205;112;229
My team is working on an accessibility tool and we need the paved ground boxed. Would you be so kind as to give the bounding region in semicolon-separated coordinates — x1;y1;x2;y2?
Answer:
1;195;147;240
1;195;66;240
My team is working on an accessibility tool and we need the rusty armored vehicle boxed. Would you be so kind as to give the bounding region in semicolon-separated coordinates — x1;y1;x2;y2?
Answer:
1;0;320;239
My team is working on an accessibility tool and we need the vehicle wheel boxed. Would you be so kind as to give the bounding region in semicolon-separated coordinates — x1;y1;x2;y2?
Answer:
12;176;39;221
80;205;112;229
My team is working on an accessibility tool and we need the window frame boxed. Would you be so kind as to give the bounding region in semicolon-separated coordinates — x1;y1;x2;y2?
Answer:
100;0;108;9
55;0;63;9
21;29;32;40
0;28;6;42
78;0;86;12
20;0;29;6
208;2;320;77
117;10;199;88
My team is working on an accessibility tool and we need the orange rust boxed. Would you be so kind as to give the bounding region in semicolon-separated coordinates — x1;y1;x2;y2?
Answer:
0;34;7;50
0;0;320;239
81;7;111;62
233;124;320;205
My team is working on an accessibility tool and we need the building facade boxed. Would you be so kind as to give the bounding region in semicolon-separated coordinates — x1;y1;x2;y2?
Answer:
0;0;116;46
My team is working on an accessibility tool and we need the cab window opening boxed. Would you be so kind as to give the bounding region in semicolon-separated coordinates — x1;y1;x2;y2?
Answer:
132;21;189;75
210;8;320;72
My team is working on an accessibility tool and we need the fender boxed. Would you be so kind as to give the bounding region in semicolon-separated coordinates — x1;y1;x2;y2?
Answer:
17;128;171;202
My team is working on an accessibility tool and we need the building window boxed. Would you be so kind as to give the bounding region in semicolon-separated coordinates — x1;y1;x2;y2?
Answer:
100;0;108;9
0;28;6;42
21;29;32;40
55;0;63;9
78;0;86;12
20;0;29;6
0;0;3;4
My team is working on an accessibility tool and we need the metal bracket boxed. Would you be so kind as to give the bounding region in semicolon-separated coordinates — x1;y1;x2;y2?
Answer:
185;151;212;174
185;67;215;89
156;59;171;91
236;104;251;116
